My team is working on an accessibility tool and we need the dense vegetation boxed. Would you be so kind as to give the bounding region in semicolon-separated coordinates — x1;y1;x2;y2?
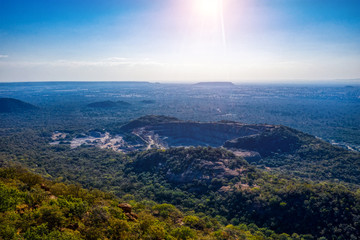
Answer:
119;115;180;132
111;115;360;185
129;148;360;239
0;166;311;240
1;83;359;239
1;129;359;239
0;98;38;113
1;83;359;146
224;125;360;184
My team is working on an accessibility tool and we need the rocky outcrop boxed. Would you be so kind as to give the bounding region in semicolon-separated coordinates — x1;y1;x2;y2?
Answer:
118;203;138;221
132;147;250;186
165;159;242;184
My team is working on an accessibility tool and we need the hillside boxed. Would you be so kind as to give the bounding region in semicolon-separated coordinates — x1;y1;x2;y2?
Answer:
47;115;359;184
131;147;249;186
119;115;273;147
0;98;38;113
1;115;360;239
117;115;360;184
224;126;360;183
1;129;360;239
0;166;307;240
120;115;181;132
129;147;360;239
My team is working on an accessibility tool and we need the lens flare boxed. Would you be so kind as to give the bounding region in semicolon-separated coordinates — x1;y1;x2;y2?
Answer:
195;0;220;17
192;0;227;47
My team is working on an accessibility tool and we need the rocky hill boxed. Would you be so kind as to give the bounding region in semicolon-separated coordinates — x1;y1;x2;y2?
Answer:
1;119;359;239
120;115;274;148
50;115;360;184
132;147;249;186
128;147;360;239
120;115;360;184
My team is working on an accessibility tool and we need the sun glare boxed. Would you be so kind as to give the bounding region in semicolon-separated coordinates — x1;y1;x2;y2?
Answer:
195;0;221;17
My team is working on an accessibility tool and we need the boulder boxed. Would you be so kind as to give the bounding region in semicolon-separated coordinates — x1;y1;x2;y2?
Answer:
118;203;132;213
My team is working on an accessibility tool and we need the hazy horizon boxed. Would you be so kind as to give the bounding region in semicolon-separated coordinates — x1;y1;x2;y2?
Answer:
1;0;360;83
1;79;360;86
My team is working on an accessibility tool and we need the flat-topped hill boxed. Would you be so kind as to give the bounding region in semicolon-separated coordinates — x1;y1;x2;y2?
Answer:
121;115;277;147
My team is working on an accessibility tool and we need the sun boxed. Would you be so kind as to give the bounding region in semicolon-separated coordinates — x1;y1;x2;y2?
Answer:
195;0;221;17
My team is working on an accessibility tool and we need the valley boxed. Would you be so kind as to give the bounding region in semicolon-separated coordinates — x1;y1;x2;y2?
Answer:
1;0;360;238
0;82;359;240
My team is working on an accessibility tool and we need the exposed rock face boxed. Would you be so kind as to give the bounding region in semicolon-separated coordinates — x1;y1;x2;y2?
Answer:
61;115;294;159
53;116;341;172
121;116;315;164
40;183;50;192
230;150;262;162
118;203;138;221
118;203;132;213
121;115;275;151
132;147;250;185
165;159;241;183
147;122;271;147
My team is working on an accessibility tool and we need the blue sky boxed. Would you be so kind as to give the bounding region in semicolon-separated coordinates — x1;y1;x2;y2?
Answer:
0;0;359;83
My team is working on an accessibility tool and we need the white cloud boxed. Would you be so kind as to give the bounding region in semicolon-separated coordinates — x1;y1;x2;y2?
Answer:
0;57;165;68
0;55;8;58
1;55;359;83
0;57;170;82
58;57;165;67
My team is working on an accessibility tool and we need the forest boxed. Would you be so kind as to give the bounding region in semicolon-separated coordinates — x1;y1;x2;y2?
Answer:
0;129;359;239
1;166;319;240
0;83;359;239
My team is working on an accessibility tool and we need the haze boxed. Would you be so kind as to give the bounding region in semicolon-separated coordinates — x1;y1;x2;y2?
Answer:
0;0;360;83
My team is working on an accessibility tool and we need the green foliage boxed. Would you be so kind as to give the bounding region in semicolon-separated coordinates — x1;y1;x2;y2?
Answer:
57;196;88;219
227;126;360;184
1;166;302;240
38;205;66;229
1;128;359;239
153;203;182;220
171;226;196;240
183;216;200;228
0;224;16;240
24;223;49;240
0;182;24;212
120;115;180;132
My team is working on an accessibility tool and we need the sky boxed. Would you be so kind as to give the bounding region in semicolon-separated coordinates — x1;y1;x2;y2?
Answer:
0;0;360;83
